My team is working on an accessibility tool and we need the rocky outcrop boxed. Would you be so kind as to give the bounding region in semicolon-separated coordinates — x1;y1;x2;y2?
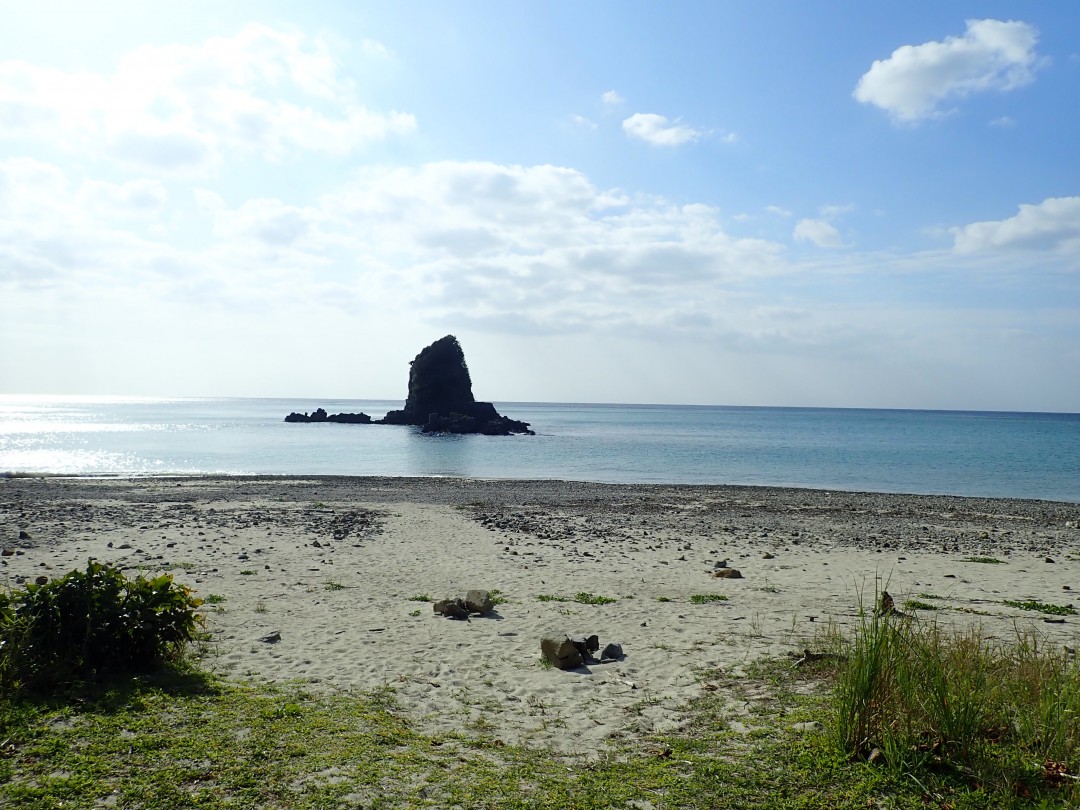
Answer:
380;335;533;435
284;408;372;424
284;335;533;435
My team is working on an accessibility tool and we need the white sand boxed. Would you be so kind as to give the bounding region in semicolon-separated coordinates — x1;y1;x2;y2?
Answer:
2;477;1078;754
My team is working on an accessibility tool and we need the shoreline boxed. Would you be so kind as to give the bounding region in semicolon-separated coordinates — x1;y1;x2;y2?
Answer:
4;471;1079;506
3;475;1078;753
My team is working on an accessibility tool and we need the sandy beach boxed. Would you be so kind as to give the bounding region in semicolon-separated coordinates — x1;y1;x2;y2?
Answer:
2;476;1077;755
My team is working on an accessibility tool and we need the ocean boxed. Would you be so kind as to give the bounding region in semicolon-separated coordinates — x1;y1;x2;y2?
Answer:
1;396;1078;502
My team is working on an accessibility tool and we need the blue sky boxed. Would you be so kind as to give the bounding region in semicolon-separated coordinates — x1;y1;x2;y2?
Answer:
2;2;1078;410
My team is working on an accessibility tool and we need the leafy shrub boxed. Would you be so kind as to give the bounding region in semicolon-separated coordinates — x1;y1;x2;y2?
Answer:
0;560;204;691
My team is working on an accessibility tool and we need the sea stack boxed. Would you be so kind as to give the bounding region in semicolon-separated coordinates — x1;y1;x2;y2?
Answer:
381;335;534;435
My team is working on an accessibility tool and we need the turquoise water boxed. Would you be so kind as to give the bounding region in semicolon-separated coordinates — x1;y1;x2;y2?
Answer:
1;396;1078;502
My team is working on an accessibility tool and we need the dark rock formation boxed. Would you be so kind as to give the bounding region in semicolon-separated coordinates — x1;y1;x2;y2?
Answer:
284;408;372;424
380;335;533;435
283;335;533;435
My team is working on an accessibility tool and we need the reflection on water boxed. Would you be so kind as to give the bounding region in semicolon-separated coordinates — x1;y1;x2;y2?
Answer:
1;396;1078;501
403;430;474;478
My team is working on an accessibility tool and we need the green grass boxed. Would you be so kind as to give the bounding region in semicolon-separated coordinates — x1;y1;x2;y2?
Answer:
324;581;347;592
574;592;617;605
203;594;227;605
902;599;939;611
690;594;730;604
830;591;1080;806
5;586;1079;809
1003;599;1077;616
407;594;431;602
536;592;617;605
657;596;673;602
962;555;1005;564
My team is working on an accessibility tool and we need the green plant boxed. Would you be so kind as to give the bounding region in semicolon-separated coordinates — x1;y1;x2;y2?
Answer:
408;609;421;617
962;556;1004;564
656;596;673;602
324;581;346;592
204;594;227;605
0;561;203;691
1003;599;1077;616
830;590;1080;803
573;592;616;605
690;594;729;604
902;599;939;611
240;570;256;576
407;594;431;602
488;589;508;606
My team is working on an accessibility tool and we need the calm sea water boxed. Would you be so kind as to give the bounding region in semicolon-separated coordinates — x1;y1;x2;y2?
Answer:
1;396;1078;502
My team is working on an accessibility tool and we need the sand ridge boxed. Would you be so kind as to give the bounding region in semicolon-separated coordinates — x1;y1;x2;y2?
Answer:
2;476;1078;754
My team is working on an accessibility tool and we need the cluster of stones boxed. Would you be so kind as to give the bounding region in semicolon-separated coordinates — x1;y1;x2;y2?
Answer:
433;589;496;619
284;407;372;424
540;633;624;670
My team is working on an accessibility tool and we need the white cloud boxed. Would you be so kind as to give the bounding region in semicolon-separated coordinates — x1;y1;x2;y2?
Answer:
78;179;168;219
951;197;1080;254
990;115;1015;127
853;19;1041;123
2;157;789;337
0;158;176;286
569;114;597;130
793;218;844;248
602;90;624;105
622;113;703;147
0;24;416;175
766;205;792;217
212;198;318;247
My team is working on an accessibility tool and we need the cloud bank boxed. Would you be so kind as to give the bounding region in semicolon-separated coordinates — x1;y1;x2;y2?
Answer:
0;24;416;175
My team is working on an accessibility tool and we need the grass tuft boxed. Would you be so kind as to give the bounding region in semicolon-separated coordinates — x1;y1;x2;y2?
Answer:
537;592;617;605
831;586;1080;804
690;594;730;604
1003;599;1077;616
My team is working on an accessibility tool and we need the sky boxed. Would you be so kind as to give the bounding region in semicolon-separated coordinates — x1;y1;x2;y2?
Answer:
1;2;1078;411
